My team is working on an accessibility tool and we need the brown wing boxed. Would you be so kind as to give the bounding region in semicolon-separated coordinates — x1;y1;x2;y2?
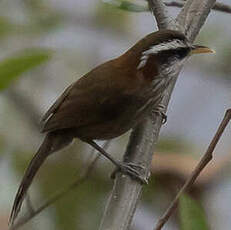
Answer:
41;61;132;133
42;83;103;133
41;83;74;124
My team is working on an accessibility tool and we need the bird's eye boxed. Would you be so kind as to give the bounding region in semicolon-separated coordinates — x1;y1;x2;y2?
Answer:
159;47;190;60
174;47;190;59
160;47;190;60
155;47;190;65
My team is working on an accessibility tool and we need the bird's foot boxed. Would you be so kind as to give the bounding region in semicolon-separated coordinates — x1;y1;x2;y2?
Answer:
152;104;167;124
111;162;148;184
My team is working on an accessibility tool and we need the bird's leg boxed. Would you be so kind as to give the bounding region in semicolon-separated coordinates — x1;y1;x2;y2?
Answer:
86;140;148;184
151;103;167;124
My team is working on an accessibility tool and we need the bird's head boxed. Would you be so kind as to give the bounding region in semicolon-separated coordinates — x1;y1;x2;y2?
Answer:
127;30;214;75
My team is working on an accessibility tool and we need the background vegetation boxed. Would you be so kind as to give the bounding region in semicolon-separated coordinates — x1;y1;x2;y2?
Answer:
0;0;231;229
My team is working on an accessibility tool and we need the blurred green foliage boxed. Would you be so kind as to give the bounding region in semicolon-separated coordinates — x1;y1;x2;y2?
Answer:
103;0;148;12
22;0;63;33
96;2;131;31
156;137;192;154
0;49;52;91
179;194;209;230
0;135;6;156
0;17;13;38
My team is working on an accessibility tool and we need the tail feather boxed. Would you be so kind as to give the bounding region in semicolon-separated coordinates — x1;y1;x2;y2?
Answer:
9;132;73;226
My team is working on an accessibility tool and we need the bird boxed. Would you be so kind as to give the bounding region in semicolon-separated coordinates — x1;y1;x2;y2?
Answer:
9;29;214;225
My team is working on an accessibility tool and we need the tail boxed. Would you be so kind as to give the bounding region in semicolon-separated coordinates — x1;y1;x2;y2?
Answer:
9;131;73;226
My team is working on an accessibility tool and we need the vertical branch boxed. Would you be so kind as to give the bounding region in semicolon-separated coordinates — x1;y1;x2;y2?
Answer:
99;0;217;230
177;0;216;42
99;1;174;230
99;118;162;230
148;0;175;29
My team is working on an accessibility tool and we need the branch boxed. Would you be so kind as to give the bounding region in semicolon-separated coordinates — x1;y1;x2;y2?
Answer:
212;1;231;14
154;109;231;230
99;0;217;229
164;1;185;9
10;154;99;230
165;1;231;14
99;1;174;229
176;0;216;42
151;151;231;186
9;140;113;230
148;0;175;29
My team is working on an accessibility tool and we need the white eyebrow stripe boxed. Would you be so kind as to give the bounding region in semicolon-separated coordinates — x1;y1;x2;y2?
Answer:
137;39;186;70
143;39;186;55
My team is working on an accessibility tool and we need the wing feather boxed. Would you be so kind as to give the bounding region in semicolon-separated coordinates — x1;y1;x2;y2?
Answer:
41;83;74;125
41;63;122;133
40;59;142;134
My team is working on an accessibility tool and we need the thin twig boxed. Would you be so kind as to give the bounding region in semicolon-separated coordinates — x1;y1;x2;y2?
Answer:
10;154;99;230
164;1;185;9
99;1;172;229
10;141;111;230
212;2;231;14
164;1;231;14
154;109;231;230
151;151;231;186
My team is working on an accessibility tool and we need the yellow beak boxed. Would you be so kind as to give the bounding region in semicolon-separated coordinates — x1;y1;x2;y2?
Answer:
190;45;215;55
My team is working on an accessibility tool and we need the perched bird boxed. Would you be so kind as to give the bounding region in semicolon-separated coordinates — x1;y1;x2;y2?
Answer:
9;29;214;225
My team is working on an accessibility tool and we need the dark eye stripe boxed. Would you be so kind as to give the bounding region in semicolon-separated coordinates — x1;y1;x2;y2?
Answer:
137;41;190;69
161;47;191;59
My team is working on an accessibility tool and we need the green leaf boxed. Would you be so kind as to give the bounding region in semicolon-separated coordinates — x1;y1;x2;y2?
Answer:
179;194;209;230
103;0;148;12
0;48;52;90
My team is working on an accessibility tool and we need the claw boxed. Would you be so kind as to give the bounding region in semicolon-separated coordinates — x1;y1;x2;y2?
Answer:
152;104;167;124
161;113;167;124
111;162;148;184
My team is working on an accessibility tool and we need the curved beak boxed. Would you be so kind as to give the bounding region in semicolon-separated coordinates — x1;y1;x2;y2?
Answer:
190;45;215;55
